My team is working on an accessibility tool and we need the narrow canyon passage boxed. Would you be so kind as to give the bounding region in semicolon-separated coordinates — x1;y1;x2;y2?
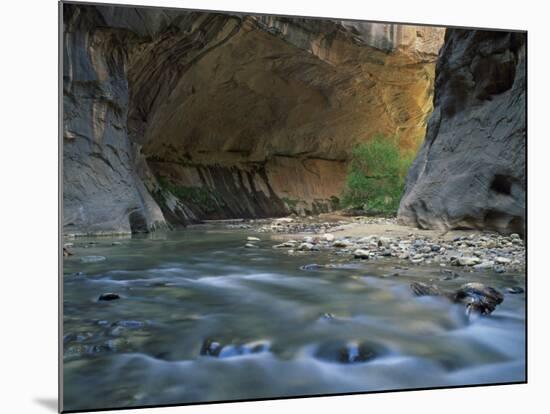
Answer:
61;4;527;412
63;4;445;234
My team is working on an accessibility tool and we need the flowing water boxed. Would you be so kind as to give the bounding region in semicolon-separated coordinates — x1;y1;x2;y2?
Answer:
62;226;526;411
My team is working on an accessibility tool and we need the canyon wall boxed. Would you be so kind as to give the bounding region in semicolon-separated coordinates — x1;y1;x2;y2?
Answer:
62;3;444;234
398;29;526;235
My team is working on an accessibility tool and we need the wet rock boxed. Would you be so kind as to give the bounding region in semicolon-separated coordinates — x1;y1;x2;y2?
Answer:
333;240;351;248
493;265;506;274
451;256;481;266
298;242;315;251
440;269;460;280
63;247;73;257
315;340;381;364
244;243;258;248
410;282;441;297
473;261;494;270
505;286;525;294
200;339;270;358
200;339;223;357
247;236;261;241
452;283;504;315
98;293;120;301
353;249;370;259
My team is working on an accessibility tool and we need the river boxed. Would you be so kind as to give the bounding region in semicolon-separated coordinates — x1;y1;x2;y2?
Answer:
62;225;526;411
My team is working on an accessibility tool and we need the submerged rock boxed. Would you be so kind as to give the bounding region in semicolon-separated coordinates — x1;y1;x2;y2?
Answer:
98;293;120;301
200;339;270;358
410;282;441;297
315;340;382;364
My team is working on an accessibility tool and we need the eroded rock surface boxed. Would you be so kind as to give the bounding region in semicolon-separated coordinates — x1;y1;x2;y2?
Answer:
398;29;526;236
62;4;444;233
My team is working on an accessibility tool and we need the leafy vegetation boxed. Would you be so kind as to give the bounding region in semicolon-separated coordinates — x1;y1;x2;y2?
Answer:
341;134;415;214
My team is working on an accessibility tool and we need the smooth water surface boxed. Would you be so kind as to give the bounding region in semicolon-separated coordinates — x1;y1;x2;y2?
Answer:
63;227;526;411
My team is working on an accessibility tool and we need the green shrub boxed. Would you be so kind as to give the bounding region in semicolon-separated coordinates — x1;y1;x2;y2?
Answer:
341;134;415;214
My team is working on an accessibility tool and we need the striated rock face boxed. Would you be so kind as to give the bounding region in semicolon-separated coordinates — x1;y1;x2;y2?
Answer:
398;29;526;236
63;5;168;235
62;3;444;233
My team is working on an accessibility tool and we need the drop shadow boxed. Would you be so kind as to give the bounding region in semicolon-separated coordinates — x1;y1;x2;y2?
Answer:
34;397;58;412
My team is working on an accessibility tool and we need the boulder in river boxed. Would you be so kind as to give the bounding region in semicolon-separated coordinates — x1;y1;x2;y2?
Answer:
451;283;504;315
410;281;504;315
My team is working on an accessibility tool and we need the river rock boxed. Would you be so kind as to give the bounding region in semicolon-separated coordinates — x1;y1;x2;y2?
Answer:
495;256;512;265
451;256;481;266
244;243;258;248
473;261;494;270
298;242;315;251
247;236;261;241
410;282;441;297
98;293;120;301
322;234;335;242
353;249;370;259
200;339;223;357
315;340;382;364
452;283;504;315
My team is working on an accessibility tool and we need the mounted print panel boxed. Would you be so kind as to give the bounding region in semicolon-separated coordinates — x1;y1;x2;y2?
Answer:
60;1;526;412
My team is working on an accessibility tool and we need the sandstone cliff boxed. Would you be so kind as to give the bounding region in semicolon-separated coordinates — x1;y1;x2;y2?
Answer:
62;3;444;234
398;29;526;236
